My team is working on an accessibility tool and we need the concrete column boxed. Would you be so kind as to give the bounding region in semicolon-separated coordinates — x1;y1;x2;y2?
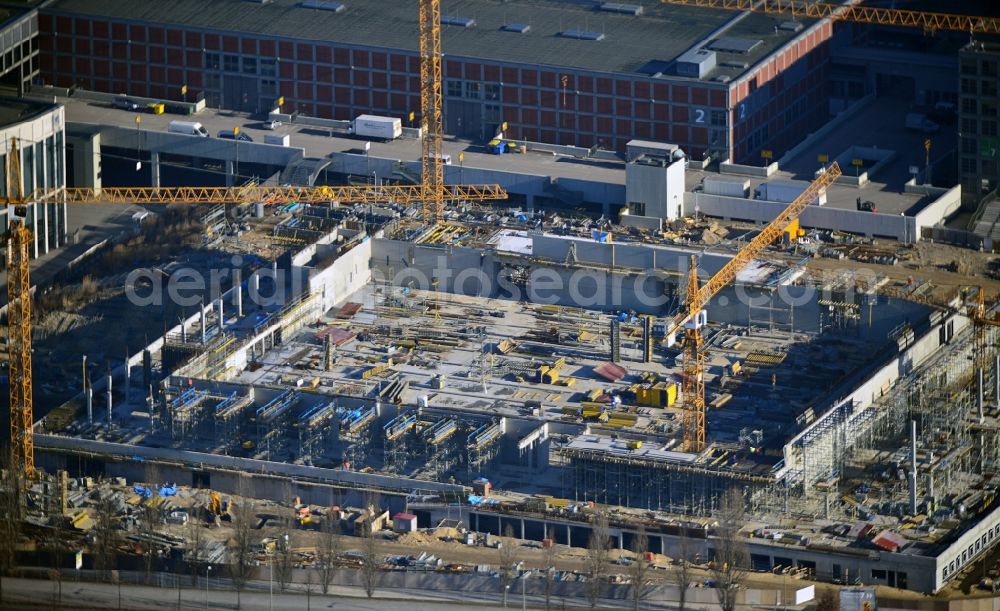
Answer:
520;518;525;540
978;368;985;423
124;357;131;403
994;355;999;405
86;387;93;424
150;151;161;188
41;197;49;254
82;355;87;395
106;372;114;428
909;419;918;515
251;271;260;294
235;269;243;318
566;524;571;548
218;298;225;332
200;304;206;343
30;200;39;258
225;160;235;186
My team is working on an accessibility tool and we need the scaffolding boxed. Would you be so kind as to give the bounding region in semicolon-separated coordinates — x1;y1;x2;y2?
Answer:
297;400;337;465
168;388;210;440
338;402;379;469
213;390;254;453
563;446;772;514
466;418;505;474
383;410;416;473
421;417;459;479
255;391;301;461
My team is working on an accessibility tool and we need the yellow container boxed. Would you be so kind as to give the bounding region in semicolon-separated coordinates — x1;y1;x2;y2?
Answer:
146;102;165;114
666;383;678;407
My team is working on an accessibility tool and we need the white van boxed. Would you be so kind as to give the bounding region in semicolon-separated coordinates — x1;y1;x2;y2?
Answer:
431;153;452;165
167;121;209;137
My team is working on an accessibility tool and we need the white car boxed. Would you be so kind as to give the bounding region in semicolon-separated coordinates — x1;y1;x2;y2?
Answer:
263;120;282;130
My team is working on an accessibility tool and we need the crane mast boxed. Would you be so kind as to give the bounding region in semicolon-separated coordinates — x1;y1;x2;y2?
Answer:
676;163;842;452
2;139;35;478
659;0;1000;34
419;0;446;222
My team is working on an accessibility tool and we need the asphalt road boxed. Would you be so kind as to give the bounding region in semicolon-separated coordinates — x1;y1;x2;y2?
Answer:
0;576;662;611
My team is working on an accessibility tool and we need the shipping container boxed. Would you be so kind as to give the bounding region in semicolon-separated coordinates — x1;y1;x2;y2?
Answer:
703;176;750;198
353;114;402;141
754;180;826;206
264;133;291;147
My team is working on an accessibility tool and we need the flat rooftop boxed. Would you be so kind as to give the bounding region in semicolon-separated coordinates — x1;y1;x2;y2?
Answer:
62;97;934;216
44;0;812;79
0;96;58;128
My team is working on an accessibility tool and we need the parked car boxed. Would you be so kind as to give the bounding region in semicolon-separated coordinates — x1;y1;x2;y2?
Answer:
218;129;253;142
112;96;140;111
262;120;282;130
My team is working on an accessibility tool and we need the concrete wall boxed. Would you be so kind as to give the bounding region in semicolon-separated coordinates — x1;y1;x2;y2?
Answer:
78;122;305;168
308;236;373;313
688;191;918;241
914;185;962;234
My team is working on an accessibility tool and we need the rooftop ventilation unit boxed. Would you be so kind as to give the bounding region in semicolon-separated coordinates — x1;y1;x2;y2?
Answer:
714;75;732;83
300;0;345;11
501;23;531;33
675;48;716;79
560;30;606;41
599;2;643;16
720;60;749;69
707;37;763;54
441;15;476;27
779;21;804;32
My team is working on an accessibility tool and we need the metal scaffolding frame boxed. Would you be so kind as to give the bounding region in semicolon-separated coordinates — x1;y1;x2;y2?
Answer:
213;390;254;453
421;417;459;480
297;400;337;465
255;390;301;461
466;418;504;474
338;402;379;469
383;410;416;473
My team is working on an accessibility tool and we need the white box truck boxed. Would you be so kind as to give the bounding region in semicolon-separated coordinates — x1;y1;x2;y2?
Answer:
353;114;402;141
167;121;209;137
264;133;290;147
754;180;827;206
702;176;750;198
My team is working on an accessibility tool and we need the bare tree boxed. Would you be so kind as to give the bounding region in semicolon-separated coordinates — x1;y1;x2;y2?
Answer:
0;448;24;583
315;508;341;595
228;477;257;608
498;524;518;597
360;493;382;598
629;524;652;611
670;526;692;611
542;528;557;611
584;510;610;608
186;517;205;586
275;531;294;590
815;588;839;611
93;487;119;582
47;568;63;609
139;485;163;584
710;489;749;611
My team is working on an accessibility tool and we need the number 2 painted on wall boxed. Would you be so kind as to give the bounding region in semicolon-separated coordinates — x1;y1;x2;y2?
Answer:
738;103;747;120
694;108;706;124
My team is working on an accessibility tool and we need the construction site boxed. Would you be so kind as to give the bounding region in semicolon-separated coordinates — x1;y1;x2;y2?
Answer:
5;0;1000;607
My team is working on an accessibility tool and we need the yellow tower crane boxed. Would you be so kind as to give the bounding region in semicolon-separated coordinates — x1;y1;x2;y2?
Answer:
659;0;1000;34
665;163;842;452
2;140;34;478
419;0;446;222
3;0;505;479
